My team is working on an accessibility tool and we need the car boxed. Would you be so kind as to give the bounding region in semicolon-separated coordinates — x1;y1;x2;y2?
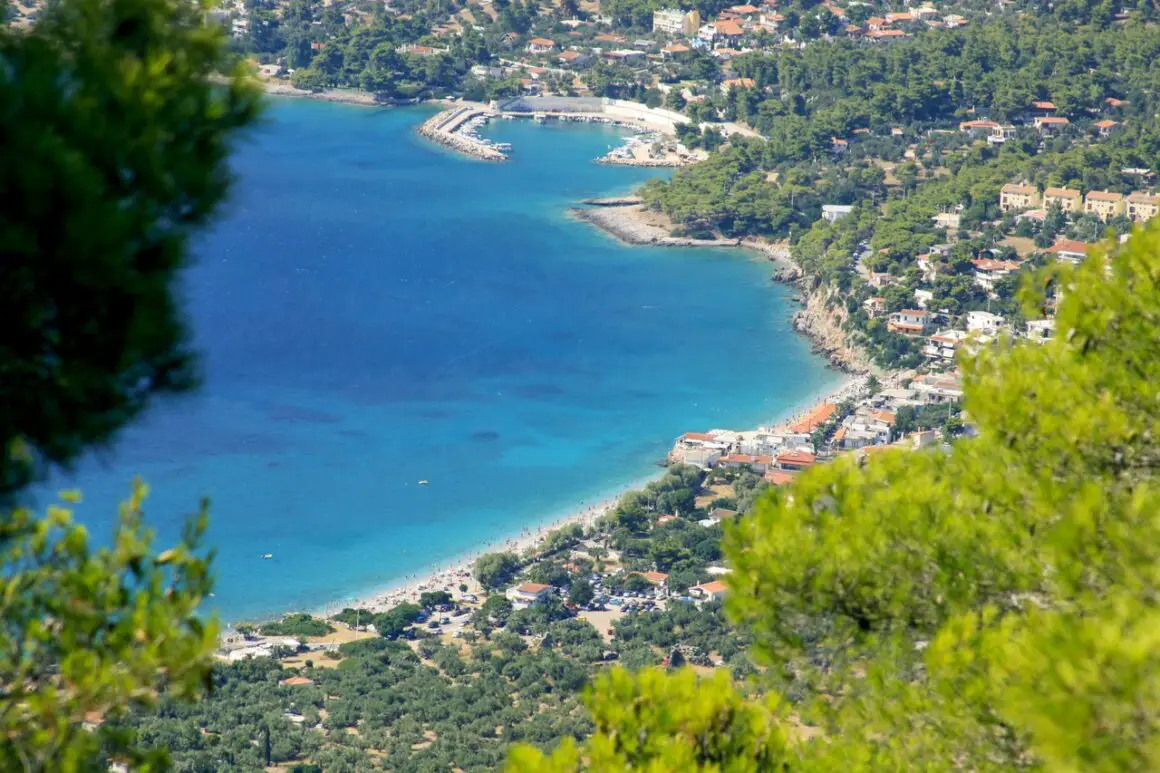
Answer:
441;616;451;624
426;620;439;629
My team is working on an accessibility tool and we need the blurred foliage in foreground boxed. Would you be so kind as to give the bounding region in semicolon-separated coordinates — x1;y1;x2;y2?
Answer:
0;0;258;768
511;222;1160;771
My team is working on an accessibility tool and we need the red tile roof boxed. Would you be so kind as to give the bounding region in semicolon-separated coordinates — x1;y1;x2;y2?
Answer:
777;450;817;467
515;582;552;594
763;470;798;485
1048;240;1092;256
681;432;717;442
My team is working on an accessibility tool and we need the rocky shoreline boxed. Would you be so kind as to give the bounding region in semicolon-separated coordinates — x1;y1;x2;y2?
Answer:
570;204;740;248
572;200;875;375
262;82;387;106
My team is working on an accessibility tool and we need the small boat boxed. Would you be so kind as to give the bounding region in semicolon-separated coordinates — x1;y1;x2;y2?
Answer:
262;553;273;560
418;480;430;486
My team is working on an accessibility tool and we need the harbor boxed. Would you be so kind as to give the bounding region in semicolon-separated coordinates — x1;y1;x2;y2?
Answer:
417;105;509;161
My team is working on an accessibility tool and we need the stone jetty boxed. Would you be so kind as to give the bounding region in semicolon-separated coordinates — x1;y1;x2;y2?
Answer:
418;107;507;161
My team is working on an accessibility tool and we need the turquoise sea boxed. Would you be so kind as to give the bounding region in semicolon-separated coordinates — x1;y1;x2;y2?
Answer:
54;100;839;622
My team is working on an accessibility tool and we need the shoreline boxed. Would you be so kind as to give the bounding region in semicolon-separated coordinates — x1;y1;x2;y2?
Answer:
571;200;873;375
223;109;881;632
273;369;859;627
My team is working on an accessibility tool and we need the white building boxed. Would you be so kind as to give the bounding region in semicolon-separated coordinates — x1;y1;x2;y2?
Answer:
688;580;728;603
912;374;964;405
822;204;854;223
1025;319;1055;343
923;329;969;361
506;582;554;608
967;311;1005;335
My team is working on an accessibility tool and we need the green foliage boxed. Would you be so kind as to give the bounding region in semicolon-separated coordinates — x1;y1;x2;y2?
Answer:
0;484;218;771
475;551;522;589
374;602;422;639
507;668;788;771
419;590;454;608
258;614;334;638
329;607;373;627
0;0;259;766
513;222;1160;770
0;0;259;496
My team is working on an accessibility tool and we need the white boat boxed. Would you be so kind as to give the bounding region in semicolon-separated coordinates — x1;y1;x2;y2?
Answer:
262;553;273;560
418;480;430;485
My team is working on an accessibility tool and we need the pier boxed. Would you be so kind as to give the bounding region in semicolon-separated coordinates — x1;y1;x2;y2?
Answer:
418;106;507;161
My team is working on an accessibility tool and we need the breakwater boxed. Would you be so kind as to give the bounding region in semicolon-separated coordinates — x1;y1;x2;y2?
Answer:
418;106;507;161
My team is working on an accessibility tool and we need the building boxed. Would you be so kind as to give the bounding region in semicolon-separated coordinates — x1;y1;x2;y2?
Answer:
776;450;816;471
967;311;1005;335
763;470;798;486
720;77;756;92
988;124;1018;146
1083;190;1125;221
1048;239;1092;264
711;19;744;39
912;373;964;405
671;431;729;468
821;204;854;223
527;37;556;54
933;211;962;231
1093;119;1120;137
1126;192;1160;223
923;329;969;361
1034;116;1070;134
972;258;1022;296
652;8;701;36
661;42;691;58
887;309;931;335
688;580;728;602
557;50;591;67
1000;183;1040;212
958;119;1000;137
1042;187;1082;213
708;508;739;524
759;12;784;31
1025;319;1055;342
506;582;553;607
632;571;669;587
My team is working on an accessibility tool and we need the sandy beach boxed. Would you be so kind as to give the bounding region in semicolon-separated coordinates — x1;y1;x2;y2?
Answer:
269;368;863;628
305;480;653;619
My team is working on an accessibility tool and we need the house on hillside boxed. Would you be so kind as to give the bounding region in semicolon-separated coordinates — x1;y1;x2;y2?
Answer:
1042;187;1081;213
924;329;969;361
689;580;728;603
1083;190;1125;221
1000;183;1040;212
887;309;931;335
912;373;964;404
776;450;816;472
527;37;556;54
967;311;1006;335
1034;116;1069;135
1048;239;1092;264
1126;192;1160;223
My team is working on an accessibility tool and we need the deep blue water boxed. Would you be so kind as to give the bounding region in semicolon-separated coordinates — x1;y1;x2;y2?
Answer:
53;100;839;622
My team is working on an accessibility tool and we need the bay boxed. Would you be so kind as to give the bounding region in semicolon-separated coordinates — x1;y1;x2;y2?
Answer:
55;100;840;622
